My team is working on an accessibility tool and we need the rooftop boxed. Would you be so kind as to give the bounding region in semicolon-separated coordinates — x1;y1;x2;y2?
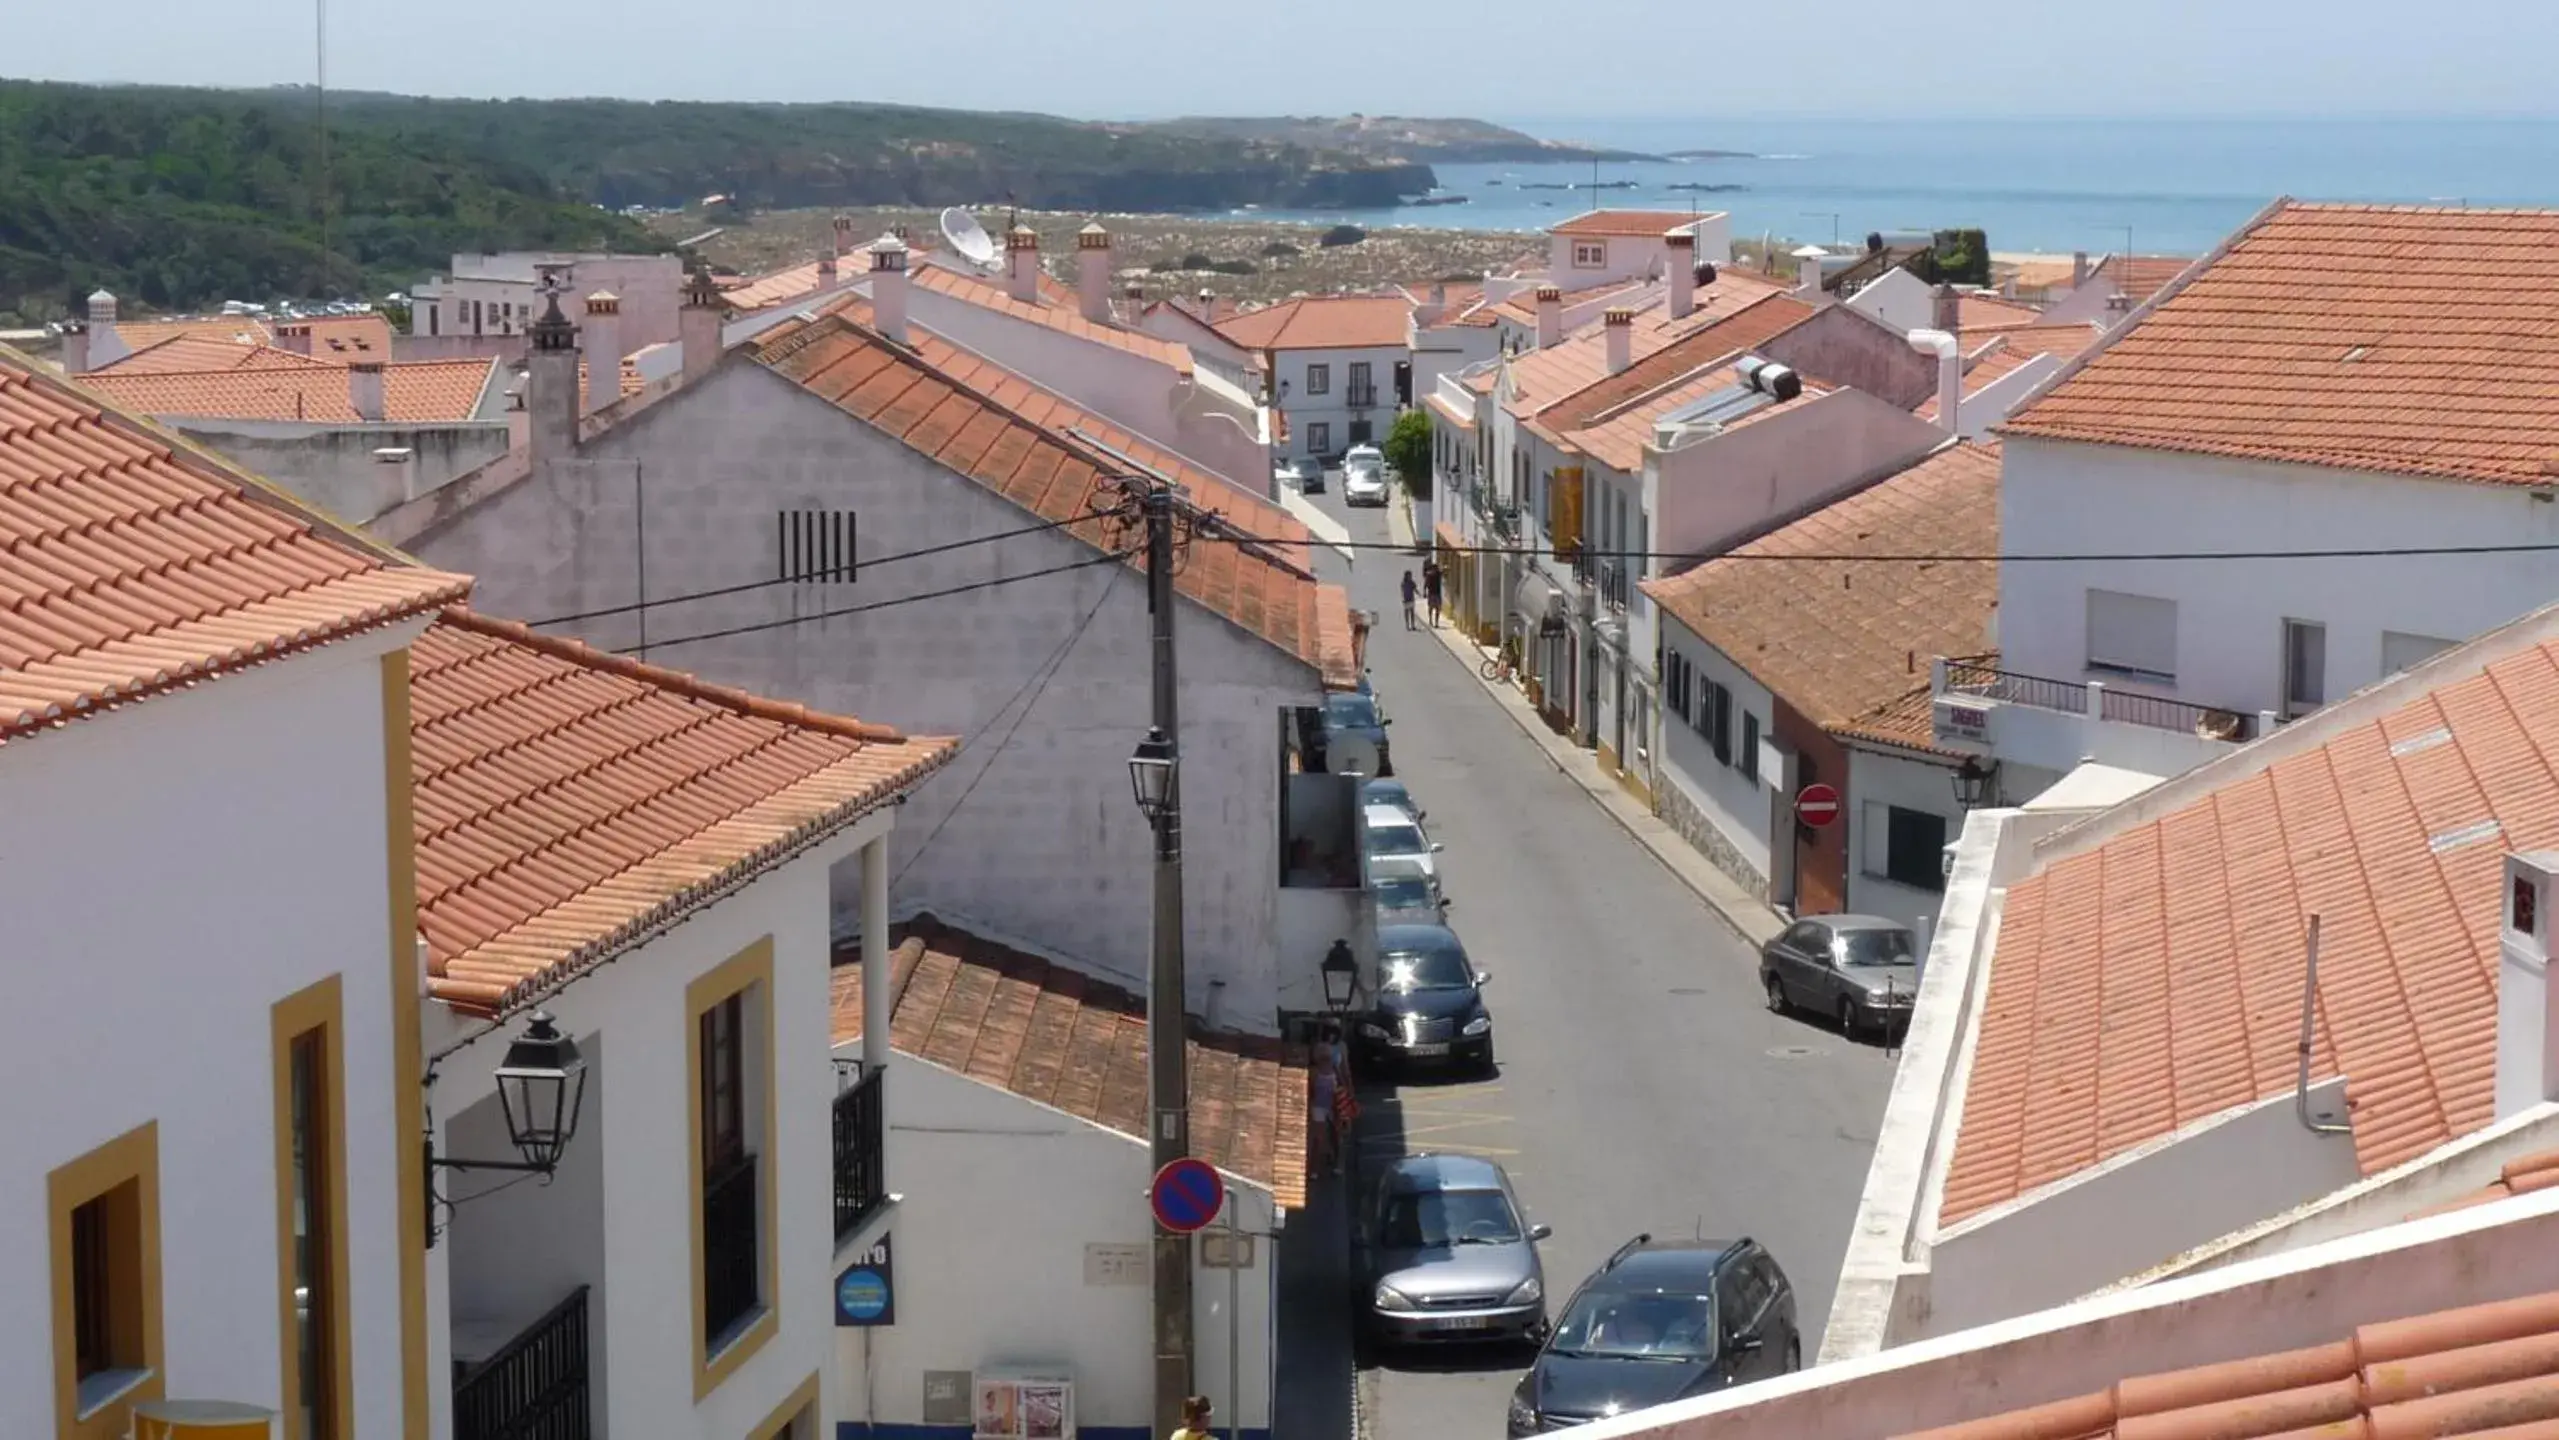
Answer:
910;262;1196;375
2087;252;2193;305
80;358;500;425
1955;292;2045;331
2001;202;2559;486
91;335;333;375
1483;269;1793;410
411;609;955;1016
1213;294;1413;352
1490;277;1654;328
0;346;470;745
1913;343;2038;424
830;913;1310;1207
1643;441;1998;758
1550;210;1711;239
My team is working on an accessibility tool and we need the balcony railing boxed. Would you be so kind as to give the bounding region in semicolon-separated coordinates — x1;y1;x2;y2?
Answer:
834;1069;887;1243
702;1155;761;1344
1347;383;1380;409
1941;659;2258;742
1942;659;2090;716
454;1287;590;1440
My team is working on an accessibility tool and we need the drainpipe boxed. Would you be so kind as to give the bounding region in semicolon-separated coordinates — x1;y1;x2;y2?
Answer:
2296;914;2350;1135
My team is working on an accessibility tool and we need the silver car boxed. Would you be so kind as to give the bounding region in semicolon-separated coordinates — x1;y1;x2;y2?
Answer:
1759;915;1920;1040
1360;1154;1550;1347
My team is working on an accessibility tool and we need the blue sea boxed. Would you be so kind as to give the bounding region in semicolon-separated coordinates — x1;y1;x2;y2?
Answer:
1229;117;2559;256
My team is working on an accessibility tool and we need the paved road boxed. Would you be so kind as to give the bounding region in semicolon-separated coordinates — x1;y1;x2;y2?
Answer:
1302;480;1893;1440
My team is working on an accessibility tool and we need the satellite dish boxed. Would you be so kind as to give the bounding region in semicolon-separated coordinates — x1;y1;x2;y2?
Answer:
940;208;998;270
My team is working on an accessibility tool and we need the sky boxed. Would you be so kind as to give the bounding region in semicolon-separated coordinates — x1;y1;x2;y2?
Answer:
13;0;2559;122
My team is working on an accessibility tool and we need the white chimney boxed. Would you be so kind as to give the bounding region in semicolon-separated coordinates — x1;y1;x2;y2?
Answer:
1006;224;1041;305
1123;281;1147;321
85;289;129;369
1909;328;1960;437
374;445;417;502
680;268;724;383
526;275;582;463
1791;246;1829;302
1603;307;1633;375
833;213;856;259
348;360;387;423
1534;285;1563;348
1666;229;1697;319
582;291;621;415
818;250;837;289
2071;250;2091;289
2497;851;2559;1119
276;322;314;357
1077;222;1114;324
870;234;911;345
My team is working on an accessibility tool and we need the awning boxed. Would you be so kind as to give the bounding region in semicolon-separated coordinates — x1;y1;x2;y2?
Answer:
1433;522;1465;553
1425;393;1476;429
1515;569;1560;626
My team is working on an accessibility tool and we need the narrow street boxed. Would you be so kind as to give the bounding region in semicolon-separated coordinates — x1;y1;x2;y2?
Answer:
1299;478;1895;1440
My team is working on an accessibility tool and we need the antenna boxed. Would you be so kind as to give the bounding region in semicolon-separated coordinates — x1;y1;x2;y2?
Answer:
939;208;998;271
314;0;332;300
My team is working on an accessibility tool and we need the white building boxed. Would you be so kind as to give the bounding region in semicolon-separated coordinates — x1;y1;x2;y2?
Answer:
1403;283;1501;418
411;251;686;353
1216;294;1413;461
1931;200;2559;798
1541;210;1732;288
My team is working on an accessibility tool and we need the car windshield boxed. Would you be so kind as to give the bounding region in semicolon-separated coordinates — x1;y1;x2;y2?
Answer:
1380;946;1472;992
1548;1290;1718;1361
1367;822;1427;855
1364;781;1413;808
1328;695;1382;728
1373;875;1435;909
1841;928;1916;967
1380;1187;1520;1248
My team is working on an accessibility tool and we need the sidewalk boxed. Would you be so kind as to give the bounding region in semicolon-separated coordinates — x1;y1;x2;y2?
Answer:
1272;1157;1357;1440
1392;490;1786;950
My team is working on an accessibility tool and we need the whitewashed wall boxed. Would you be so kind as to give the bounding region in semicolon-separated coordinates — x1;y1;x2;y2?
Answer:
1655;623;1779;891
1271;344;1407;460
1844;746;1966;930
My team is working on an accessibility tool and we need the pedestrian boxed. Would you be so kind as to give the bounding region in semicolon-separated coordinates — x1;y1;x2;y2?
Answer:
1171;1396;1215;1440
1423;559;1444;628
1400;570;1419;630
1309;1021;1340;1177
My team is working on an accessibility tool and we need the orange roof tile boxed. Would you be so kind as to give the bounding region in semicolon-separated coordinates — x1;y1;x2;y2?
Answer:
754;316;1356;690
718;258;839;312
2087;253;2191;305
411;609;955;1015
2000;203;2559;486
299;314;395;357
1550;210;1708;239
1643;442;1998;752
1937;621;2559;1226
911;264;1195;375
1488;273;1794;410
1989;323;2104;362
1957;292;2045;331
2408;1148;2559;1221
92;335;332;376
80;359;498;425
1894;1286;2559;1440
831;914;1310;1208
105;315;276;350
1562;360;1827;474
1915;345;2037;424
1214;295;1412;352
1491;277;1652;328
0;346;471;744
1525;294;1816;444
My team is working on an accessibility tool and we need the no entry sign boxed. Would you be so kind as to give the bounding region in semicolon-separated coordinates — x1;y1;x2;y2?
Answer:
1150;1157;1226;1234
1796;782;1842;829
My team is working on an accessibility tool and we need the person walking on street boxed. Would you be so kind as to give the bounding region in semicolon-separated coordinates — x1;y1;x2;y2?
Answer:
1423;559;1445;628
1309;1022;1340;1177
1400;570;1419;630
1171;1396;1215;1440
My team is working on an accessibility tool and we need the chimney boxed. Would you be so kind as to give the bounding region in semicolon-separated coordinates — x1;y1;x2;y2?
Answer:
1077;222;1113;324
276;322;313;356
348;360;387;423
2497;851;2559;1119
680;268;724;383
1665;230;1697;319
374;445;417;503
870;234;911;345
526;271;582;463
507;390;529;454
833;213;856;259
1006;224;1041;305
1534;285;1563;348
582;291;621;415
1122;281;1146;324
84;289;129;369
2071;250;2091;289
60;321;88;375
1603;307;1633;375
1936;345;1963;437
1791;247;1828;302
1933;284;1962;335
818;249;838;289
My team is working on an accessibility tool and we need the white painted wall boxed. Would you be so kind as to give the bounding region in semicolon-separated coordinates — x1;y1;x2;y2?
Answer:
2000;436;2559;718
161;419;511;527
1843;268;1935;334
1844;746;1965;930
415;255;684;351
1409;323;1502;410
1949;353;2060;440
0;628;419;1435
1542;215;1729;288
1271;344;1407;460
1655;622;1778;887
828;1047;1280;1438
1648;391;1945;559
1136;306;1262;395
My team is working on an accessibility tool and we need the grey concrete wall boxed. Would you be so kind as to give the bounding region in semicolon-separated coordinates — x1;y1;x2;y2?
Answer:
393;333;528;367
404;361;1322;1029
166;419;511;526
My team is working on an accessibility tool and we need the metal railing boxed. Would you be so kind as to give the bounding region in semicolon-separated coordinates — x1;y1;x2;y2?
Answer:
1941;659;2091;715
2101;686;2257;741
1940;659;2258;742
834;1069;886;1243
454;1287;590;1440
702;1155;760;1344
1347;383;1380;409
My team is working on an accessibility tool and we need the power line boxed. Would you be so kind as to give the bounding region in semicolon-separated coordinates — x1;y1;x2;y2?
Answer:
1188;531;2559;565
617;550;1132;657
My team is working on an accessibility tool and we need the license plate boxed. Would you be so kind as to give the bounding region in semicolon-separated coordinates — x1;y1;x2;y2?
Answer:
1424;1315;1489;1332
1405;1043;1449;1057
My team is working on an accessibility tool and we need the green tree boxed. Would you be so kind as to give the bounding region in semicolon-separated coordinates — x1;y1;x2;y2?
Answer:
1383;408;1434;501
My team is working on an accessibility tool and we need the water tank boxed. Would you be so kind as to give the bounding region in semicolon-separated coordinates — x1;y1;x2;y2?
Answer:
1694;262;1718;286
130;1400;279;1440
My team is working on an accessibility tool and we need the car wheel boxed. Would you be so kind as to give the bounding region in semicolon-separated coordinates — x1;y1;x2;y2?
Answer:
1838;996;1863;1039
1480;1040;1498;1076
1764;972;1788;1014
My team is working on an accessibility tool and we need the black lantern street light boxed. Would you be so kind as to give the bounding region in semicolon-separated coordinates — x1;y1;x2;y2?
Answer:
1952;757;1995;810
1128;727;1177;827
1320;938;1359;1015
425;1008;590;1245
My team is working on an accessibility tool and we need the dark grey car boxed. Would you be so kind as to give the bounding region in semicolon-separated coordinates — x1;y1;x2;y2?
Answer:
1359;1154;1549;1347
1285;456;1325;493
1373;872;1446;927
1759;915;1919;1039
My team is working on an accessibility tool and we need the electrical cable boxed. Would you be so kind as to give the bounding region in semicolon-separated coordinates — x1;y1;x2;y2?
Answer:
1183;531;2559;565
615;550;1133;657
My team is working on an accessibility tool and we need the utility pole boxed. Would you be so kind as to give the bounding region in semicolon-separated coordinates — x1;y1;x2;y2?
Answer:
1143;480;1196;1437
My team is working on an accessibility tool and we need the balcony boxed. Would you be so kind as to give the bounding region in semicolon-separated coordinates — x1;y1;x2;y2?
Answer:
1347;383;1380;409
834;1068;887;1243
1930;657;2271;780
453;1287;591;1440
1597;560;1628;612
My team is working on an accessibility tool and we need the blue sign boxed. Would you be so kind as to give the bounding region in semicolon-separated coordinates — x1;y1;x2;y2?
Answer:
1151;1157;1226;1234
836;1235;895;1326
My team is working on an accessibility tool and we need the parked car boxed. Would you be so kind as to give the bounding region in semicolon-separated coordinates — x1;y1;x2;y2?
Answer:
1359;1154;1550;1348
1323;690;1393;776
1506;1236;1800;1435
1362;803;1442;894
1281;456;1325;493
1759;915;1920;1039
1361;776;1426;825
1372;872;1447;927
1343;463;1389;507
1358;923;1492;1070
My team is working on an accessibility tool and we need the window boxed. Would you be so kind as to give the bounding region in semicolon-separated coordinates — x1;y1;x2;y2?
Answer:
1348;360;1372;391
689;941;777;1398
777;509;857;584
427;304;440;337
1572;240;1607;269
2085;588;2177;679
1720;1255;1773;1325
1663;648;1691;722
1864;803;1950;892
1307;422;1332;457
2384;630;2456;675
50;1122;161;1439
2283;619;2326;717
1740;711;1760;783
1304;363;1331;395
1697;679;1732;765
273;977;349;1440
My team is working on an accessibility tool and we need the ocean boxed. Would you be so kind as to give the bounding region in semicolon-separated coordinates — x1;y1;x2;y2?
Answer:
1228;116;2559;256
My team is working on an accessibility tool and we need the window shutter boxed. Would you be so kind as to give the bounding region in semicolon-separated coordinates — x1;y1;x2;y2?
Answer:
2085;589;2176;677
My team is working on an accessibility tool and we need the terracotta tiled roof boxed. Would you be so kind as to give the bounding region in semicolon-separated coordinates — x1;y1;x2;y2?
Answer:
753;315;1356;690
1405;282;1492;328
410;609;956;1015
1487;274;1795;409
1834;685;1945;753
1214;295;1412;352
1914;344;2037;424
1643;442;1998;751
1491;277;1651;328
1562;362;1827;474
0;347;471;744
830;913;1310;1208
1989;323;2104;362
1525;294;1817;444
92;335;331;375
2000;203;2559;486
2086;253;2191;305
1957;292;2044;330
1550;210;1705;239
1424;392;1475;429
718;258;845;313
2409;1149;2559;1221
105;315;275;350
824;294;1313;565
301;314;395;357
1893;1286;2559;1440
910;264;1195;375
80;358;499;425
1938;619;2559;1226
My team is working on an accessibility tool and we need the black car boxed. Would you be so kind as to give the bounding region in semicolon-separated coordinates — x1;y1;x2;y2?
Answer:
1356;924;1493;1072
1507;1236;1799;1436
1760;915;1919;1040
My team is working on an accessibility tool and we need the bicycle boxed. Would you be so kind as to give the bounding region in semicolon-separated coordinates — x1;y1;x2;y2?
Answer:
1480;633;1521;684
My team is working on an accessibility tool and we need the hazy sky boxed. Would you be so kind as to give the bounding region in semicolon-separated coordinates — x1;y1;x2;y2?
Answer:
14;0;2558;122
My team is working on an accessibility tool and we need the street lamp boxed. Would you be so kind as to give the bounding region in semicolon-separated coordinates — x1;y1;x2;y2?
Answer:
1951;757;1995;810
425;1008;589;1245
1320;939;1358;1015
1128;728;1177;825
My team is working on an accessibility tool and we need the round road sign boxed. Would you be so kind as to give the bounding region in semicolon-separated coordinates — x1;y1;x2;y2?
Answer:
1150;1157;1227;1234
1796;782;1842;828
